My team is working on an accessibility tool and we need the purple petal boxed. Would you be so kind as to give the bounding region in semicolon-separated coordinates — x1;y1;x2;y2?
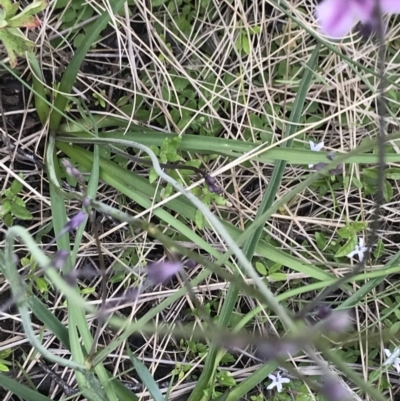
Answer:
321;378;352;401
52;250;69;269
381;0;400;13
65;211;87;232
352;0;375;22
316;0;356;38
147;261;182;284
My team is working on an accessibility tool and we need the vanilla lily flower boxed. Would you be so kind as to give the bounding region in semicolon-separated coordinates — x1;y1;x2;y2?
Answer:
347;237;369;262
309;140;324;168
267;371;290;393
316;0;400;39
384;348;400;373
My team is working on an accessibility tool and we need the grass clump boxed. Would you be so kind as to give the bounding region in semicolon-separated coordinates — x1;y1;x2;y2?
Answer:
1;1;400;401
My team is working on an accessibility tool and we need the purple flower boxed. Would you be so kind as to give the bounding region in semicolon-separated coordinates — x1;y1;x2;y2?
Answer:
316;305;333;319
321;377;352;401
52;250;70;270
63;211;87;233
204;174;216;186
61;159;84;182
146;261;182;284
316;0;400;39
184;259;197;269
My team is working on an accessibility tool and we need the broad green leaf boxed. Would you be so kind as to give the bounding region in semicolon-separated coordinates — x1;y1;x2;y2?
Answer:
7;0;47;28
0;0;19;17
0;364;9;372
255;262;267;275
334;235;357;258
383;179;393;202
10;202;33;220
385;168;400;180
0;199;12;216
10;177;23;194
337;226;354;239
315;232;327;249
0;27;33;67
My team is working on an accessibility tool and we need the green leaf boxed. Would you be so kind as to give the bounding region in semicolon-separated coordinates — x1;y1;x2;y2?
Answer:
315;232;326;249
35;277;48;293
373;238;384;259
269;272;286;281
194;209;204;229
61;8;76;23
3;213;13;226
363;168;378;179
173;77;189;91
255;261;267;275
10;177;23;194
73;33;86;48
0;199;12;216
149;167;158;184
218;371;236;387
383;179;393;202
385;168;400;180
10;202;33;220
351;221;368;232
337;226;354;239
127;348;165;401
1;0;20;18
7;0;47;28
335;235;357;258
0;27;34;67
49;0;127;130
152;0;167;6
0;373;53;401
0;364;9;372
241;35;250;55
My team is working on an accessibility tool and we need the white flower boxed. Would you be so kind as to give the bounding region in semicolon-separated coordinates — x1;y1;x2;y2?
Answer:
346;237;369;262
309;140;324;168
384;348;400;373
267;371;290;393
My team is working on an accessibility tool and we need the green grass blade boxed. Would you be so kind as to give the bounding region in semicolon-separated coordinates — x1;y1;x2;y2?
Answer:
49;0;126;130
0;374;53;401
188;43;320;401
57;142;332;281
242;43;320;262
127;348;165;401
26;52;49;125
58;129;400;165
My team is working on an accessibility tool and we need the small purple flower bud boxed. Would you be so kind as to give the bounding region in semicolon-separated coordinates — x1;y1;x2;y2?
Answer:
208;184;223;194
321;378;352;401
63;271;79;287
315;162;328;171
329;165;343;176
184;259;197;269
256;341;298;361
83;197;91;211
64;211;87;232
52;250;69;270
101;288;140;313
204;174;216;186
326;152;336;161
124;287;139;302
322;311;352;332
146;261;182;284
62;159;84;182
316;305;332;319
